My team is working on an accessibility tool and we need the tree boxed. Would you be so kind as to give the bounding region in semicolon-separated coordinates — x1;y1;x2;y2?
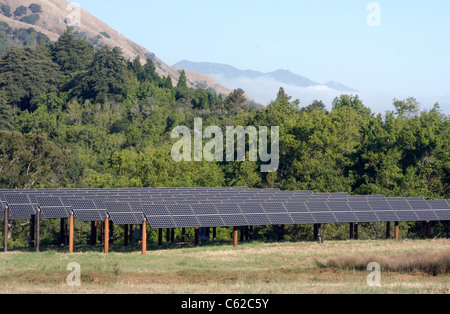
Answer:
0;44;61;112
28;4;42;13
225;88;248;111
20;14;40;25
302;100;327;113
52;29;94;74
1;5;12;17
332;94;372;117
176;70;188;90
14;5;27;17
80;46;128;102
0;91;13;130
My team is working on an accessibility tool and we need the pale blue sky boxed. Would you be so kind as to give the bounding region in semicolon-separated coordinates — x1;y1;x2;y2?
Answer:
75;0;450;113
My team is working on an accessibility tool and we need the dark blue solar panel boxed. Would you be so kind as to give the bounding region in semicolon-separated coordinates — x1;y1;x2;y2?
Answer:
267;213;294;225
395;211;420;222
7;204;36;219
375;211;399;222
327;202;352;212
414;211;439;222
104;202;131;213
407;201;431;210
261;203;287;213
40;207;70;219
284;202;309;213
333;212;358;223
197;215;224;227
354;211;379;222
166;205;194;216
427;200;450;210
434;211;450;221
220;214;248;227
73;210;103;222
3;193;31;204
368;201;392;211
172;215;200;228
109;212;142;225
348;202;372;212
290;212;315;224
147;216;176;228
191;204;219;215
215;204;242;215
311;212;337;223
244;214;271;226
389;200;412;211
306;202;330;212
238;203;264;214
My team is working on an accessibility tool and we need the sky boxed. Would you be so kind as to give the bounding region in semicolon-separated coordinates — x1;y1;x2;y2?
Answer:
74;0;450;113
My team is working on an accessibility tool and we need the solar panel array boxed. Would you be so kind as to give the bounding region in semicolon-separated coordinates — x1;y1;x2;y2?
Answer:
0;188;449;228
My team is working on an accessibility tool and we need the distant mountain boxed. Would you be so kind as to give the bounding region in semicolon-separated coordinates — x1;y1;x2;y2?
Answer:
0;0;234;97
173;60;358;105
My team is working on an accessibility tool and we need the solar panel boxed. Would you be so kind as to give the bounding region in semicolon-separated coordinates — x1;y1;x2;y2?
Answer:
3;193;31;204
109;212;142;225
244;214;271;226
104;202;132;213
197;215;225;227
327;202;352;212
434;211;450;221
7;204;36;219
375;211;399;222
407;200;432;210
238;203;264;214
172;215;200;228
220;214;248;227
389;200;412;211
284;202;310;213
414;211;439;222
348;202;372;212
395;211;420;222
147;216;176;229
354;211;379;222
311;212;337;223
267;213;294;225
166;205;195;216
73;210;103;222
427;200;450;210
261;203;287;213
306;202;331;212
40;207;70;219
215;204;242;215
290;212;315;224
67;199;97;210
333;212;358;223
191;204;219;215
367;201;392;211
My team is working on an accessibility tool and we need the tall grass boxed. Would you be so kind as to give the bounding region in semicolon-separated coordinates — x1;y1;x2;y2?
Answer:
319;251;450;276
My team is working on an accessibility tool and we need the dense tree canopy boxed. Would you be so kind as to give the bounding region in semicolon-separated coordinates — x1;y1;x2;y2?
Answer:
0;29;448;244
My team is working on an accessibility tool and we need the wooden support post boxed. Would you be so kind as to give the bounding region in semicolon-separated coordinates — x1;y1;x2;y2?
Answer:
386;222;391;239
141;221;147;255
91;221;97;246
124;224;129;247
69;214;74;253
104;217;109;254
158;228;163;246
233;226;239;247
35;210;40;253
354;222;359;240
29;215;35;249
394;221;399;240
194;227;199;246
3;207;8;253
426;221;430;239
349;223;354;240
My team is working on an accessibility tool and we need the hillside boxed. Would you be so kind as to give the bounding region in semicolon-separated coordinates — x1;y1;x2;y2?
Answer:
0;0;233;96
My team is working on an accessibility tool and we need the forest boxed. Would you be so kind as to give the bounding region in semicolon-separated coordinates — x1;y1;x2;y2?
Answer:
0;29;448;247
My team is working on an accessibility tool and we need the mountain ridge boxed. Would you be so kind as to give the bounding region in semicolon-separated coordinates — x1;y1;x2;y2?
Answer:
0;0;234;97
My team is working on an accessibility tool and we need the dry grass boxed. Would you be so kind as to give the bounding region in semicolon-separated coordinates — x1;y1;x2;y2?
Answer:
320;251;450;276
0;239;449;294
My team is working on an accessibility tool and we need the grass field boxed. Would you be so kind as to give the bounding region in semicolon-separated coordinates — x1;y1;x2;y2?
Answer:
0;239;449;294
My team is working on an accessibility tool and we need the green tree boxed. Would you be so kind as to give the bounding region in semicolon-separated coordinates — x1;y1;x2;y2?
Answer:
80;46;128;102
14;5;27;17
0;91;13;130
28;4;42;13
51;29;94;74
177;70;188;90
0;44;61;112
138;57;160;84
1;5;12;17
